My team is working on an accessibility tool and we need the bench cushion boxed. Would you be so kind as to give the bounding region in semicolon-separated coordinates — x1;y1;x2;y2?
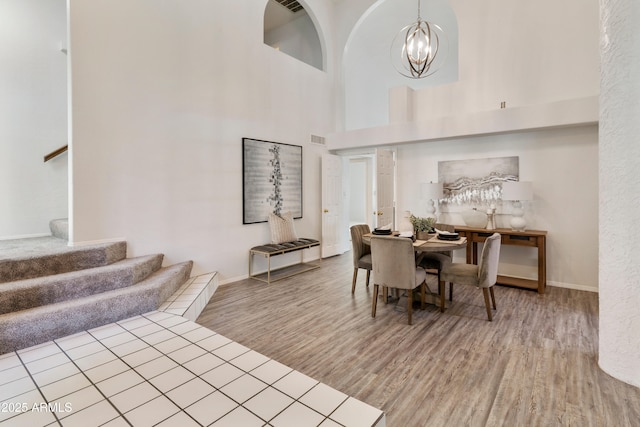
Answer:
251;238;320;254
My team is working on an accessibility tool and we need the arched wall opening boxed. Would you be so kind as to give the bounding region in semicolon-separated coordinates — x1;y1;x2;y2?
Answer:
263;0;325;71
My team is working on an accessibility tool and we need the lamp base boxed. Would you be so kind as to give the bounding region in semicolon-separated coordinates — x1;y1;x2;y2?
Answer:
510;201;526;231
426;200;436;220
509;216;527;231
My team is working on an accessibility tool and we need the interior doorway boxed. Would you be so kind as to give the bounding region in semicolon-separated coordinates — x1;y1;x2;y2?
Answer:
332;151;395;255
347;157;373;230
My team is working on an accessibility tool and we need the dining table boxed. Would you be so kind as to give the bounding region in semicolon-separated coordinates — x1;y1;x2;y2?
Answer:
363;232;468;311
362;231;467;254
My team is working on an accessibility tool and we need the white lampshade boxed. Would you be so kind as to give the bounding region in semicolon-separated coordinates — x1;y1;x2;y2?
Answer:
501;181;533;201
421;182;443;200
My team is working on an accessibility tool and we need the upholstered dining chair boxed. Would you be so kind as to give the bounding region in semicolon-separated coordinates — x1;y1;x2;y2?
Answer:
418;223;456;301
440;232;502;321
350;224;372;294
370;235;427;325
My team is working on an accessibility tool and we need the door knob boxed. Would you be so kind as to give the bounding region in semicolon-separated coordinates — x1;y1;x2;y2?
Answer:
323;209;329;213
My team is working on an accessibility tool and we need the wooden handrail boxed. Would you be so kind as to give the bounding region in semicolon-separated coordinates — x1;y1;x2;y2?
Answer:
44;145;68;162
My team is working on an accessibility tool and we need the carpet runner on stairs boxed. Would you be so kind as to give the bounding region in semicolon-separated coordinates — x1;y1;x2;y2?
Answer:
0;254;164;314
0;236;193;354
0;237;126;283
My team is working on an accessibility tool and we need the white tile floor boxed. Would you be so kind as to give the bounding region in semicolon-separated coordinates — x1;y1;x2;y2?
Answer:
0;273;386;427
159;273;219;322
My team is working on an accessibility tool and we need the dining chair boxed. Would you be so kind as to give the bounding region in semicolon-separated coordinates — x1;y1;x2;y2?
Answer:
440;232;502;321
418;223;456;301
350;224;372;294
370;235;427;325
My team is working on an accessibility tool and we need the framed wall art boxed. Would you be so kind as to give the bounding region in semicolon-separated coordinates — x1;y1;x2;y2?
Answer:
438;156;519;211
242;138;303;224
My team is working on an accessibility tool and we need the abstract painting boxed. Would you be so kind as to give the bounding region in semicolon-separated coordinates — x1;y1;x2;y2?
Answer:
438;156;519;211
243;138;303;224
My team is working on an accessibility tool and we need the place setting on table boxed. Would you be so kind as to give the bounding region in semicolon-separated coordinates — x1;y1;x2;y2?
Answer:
366;225;467;252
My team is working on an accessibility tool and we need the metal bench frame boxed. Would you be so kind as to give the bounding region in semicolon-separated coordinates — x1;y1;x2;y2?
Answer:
249;239;321;284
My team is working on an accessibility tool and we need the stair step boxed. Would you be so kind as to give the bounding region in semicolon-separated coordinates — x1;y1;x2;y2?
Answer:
0;261;193;354
0;234;196;355
0;254;164;315
0;237;126;283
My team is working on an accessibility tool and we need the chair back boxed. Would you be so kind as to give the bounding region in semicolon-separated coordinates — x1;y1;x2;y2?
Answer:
350;224;371;267
478;233;502;288
371;236;416;290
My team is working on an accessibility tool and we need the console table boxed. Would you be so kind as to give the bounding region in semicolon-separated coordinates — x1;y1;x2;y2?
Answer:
453;226;547;294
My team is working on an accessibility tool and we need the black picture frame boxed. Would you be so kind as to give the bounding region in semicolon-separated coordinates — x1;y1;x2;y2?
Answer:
242;138;303;224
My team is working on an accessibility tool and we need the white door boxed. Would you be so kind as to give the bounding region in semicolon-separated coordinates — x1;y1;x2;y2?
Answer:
375;149;395;229
321;154;343;258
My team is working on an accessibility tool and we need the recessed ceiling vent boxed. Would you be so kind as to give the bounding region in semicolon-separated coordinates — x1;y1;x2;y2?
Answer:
274;0;304;13
310;135;326;145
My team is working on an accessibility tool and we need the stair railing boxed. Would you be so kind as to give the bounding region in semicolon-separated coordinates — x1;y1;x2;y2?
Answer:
44;145;68;162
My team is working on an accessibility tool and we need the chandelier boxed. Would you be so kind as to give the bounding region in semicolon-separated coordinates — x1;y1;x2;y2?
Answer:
391;0;447;79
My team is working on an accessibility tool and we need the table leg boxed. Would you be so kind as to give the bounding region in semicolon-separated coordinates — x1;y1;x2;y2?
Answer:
538;236;546;294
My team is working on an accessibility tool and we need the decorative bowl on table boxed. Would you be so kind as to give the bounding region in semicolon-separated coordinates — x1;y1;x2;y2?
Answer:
372;228;392;235
437;232;460;241
461;209;488;228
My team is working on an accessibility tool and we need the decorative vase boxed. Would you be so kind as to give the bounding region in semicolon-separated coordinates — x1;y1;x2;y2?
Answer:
416;231;434;240
461;208;488;228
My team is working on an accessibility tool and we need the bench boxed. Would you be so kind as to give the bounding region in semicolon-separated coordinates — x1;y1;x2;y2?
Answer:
249;238;321;284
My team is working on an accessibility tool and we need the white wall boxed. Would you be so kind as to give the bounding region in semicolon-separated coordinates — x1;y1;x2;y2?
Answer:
340;0;599;130
0;0;68;239
343;0;459;130
395;125;599;291
413;0;599;118
68;0;335;281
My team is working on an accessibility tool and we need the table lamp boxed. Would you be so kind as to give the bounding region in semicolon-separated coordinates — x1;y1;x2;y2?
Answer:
421;182;443;219
501;181;533;231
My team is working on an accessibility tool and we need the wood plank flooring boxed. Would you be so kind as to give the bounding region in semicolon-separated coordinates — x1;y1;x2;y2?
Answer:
197;254;640;427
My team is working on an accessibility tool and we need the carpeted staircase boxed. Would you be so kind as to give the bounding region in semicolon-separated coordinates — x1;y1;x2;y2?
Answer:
0;220;193;354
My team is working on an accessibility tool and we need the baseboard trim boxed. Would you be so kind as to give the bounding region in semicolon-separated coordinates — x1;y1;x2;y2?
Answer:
68;237;127;247
547;280;598;293
497;271;599;294
220;274;247;286
0;233;51;241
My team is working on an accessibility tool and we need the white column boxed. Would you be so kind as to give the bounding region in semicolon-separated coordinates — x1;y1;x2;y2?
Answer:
599;0;640;387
